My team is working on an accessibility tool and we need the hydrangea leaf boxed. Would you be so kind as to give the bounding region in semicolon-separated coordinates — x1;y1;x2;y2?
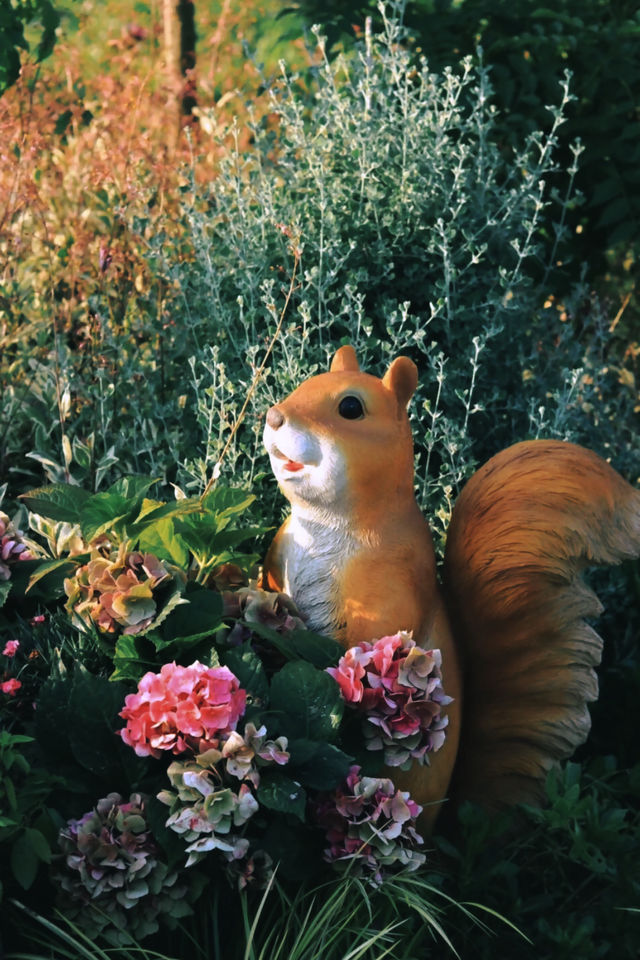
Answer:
223;645;269;703
110;634;155;683
269;661;344;741
68;672;129;781
243;620;343;668
25;557;83;596
147;583;223;650
10;831;39;889
19;483;91;522
136;517;190;568
287;739;354;791
256;773;307;821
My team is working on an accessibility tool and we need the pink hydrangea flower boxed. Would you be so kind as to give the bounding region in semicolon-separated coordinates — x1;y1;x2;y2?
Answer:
1;678;22;696
119;661;247;758
2;639;20;657
327;631;453;768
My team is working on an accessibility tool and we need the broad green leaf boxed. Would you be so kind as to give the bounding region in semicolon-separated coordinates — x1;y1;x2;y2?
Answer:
68;671;128;781
79;477;158;541
257;773;307;821
223;646;269;703
110;634;156;683
269;661;344;742
136;517;190;567
128;498;203;529
244;621;343;668
107;476;159;502
203;487;256;521
26;557;81;595
144;584;189;632
19;483;90;522
24;827;52;863
148;583;223;651
79;492;132;541
287;739;353;791
11;832;39;889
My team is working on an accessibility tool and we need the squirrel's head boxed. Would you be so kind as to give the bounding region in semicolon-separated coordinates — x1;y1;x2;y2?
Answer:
263;345;418;517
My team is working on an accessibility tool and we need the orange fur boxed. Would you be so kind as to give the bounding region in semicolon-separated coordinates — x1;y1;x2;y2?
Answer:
262;347;640;827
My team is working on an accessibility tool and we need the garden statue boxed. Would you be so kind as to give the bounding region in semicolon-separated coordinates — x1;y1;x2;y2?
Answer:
262;345;640;829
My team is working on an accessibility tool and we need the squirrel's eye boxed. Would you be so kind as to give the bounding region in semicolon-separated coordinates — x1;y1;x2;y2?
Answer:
338;395;365;420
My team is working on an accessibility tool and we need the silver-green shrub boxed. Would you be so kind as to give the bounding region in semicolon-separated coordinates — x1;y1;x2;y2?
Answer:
160;7;633;546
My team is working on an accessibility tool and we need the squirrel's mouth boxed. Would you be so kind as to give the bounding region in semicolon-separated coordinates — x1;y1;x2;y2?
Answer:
271;446;306;474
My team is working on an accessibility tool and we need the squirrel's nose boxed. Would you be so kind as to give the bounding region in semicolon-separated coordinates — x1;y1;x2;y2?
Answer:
266;406;285;429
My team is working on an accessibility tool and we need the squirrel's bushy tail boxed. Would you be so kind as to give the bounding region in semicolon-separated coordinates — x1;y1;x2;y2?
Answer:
443;439;640;808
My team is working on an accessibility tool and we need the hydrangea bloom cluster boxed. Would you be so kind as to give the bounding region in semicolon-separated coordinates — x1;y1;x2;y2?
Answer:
0;511;33;580
119;661;247;757
64;548;172;635
158;722;289;883
313;765;426;885
327;631;452;768
54;793;192;945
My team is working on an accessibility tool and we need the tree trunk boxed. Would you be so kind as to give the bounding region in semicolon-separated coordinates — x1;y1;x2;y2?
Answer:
162;0;197;144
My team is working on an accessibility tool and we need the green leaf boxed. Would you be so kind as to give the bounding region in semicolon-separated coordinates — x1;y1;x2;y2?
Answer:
108;476;159;502
20;483;90;522
34;677;75;766
68;671;128;781
136;517;190;567
287;740;353;791
0;580;11;607
223;646;269;703
245;621;343;668
79;476;158;540
257;773;307;821
269;661;344;741
25;557;81;595
24;827;52;863
203;487;256;521
148;583;223;651
11;832;39;889
110;634;156;682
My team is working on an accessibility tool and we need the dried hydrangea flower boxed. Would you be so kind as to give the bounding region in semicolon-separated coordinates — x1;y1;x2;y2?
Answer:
158;724;287;881
54;792;192;945
64;547;172;635
0;511;33;580
327;631;453;768
313;765;426;885
158;754;259;868
222;585;306;648
119;661;247;758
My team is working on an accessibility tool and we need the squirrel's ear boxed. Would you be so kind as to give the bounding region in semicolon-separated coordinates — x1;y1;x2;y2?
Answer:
330;345;360;373
382;356;418;408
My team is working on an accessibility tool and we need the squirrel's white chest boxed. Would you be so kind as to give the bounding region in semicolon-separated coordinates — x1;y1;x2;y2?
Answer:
278;512;356;637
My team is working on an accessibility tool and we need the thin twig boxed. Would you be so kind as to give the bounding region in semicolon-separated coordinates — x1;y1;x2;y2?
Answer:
609;289;633;333
200;247;300;500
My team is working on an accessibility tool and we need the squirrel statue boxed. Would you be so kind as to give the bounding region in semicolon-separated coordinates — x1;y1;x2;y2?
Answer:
261;344;640;830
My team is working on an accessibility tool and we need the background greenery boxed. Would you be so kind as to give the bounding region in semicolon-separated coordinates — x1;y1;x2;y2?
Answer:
0;1;638;957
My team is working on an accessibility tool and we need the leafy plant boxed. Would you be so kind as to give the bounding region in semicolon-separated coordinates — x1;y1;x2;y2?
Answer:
0;0;60;94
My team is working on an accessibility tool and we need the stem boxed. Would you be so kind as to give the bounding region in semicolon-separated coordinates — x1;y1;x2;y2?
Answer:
200;247;300;500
